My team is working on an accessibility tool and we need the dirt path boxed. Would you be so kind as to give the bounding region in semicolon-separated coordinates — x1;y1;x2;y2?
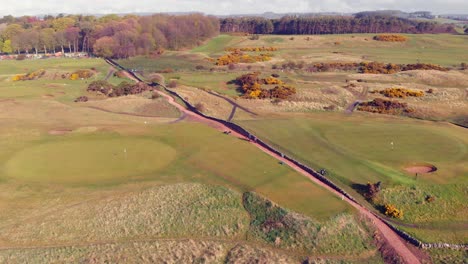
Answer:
106;59;423;264
227;105;237;121
104;67;115;81
158;92;422;264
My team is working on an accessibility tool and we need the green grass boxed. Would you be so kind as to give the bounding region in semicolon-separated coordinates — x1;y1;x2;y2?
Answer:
165;71;241;96
191;34;237;54
117;52;211;73
237;113;468;242
5;135;177;185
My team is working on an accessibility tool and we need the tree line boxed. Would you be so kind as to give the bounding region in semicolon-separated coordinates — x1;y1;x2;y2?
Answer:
220;15;456;34
0;14;219;58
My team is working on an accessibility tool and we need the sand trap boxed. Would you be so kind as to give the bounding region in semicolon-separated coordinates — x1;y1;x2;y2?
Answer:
404;165;437;174
48;129;73;135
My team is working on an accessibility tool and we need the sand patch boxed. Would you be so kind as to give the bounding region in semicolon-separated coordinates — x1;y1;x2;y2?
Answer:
48;129;73;135
404;164;437;174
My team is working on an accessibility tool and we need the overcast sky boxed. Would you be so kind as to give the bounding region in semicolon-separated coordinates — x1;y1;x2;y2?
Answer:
1;0;467;17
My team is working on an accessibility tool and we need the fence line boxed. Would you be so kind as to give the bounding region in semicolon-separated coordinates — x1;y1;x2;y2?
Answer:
106;58;467;251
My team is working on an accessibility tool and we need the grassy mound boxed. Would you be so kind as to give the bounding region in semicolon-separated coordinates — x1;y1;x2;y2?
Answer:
243;192;374;255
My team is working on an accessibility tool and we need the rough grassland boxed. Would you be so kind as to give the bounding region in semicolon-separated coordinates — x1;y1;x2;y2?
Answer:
0;183;248;246
231;34;468;66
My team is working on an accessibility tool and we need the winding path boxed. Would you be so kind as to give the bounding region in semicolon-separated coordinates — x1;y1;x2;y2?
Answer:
105;59;423;264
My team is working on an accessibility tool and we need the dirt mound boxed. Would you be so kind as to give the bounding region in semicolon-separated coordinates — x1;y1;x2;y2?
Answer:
48;129;73;135
404;164;437;174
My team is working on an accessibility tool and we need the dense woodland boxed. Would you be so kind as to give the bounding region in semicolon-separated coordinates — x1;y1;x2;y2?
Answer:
220;15;457;34
0;13;460;59
0;14;219;58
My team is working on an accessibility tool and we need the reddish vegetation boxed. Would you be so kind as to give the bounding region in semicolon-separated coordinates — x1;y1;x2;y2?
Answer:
357;98;413;115
86;80;152;97
402;63;448;71
359;62;449;74
234;72;296;99
225;46;278;52
359;62;402;74
74;96;89;102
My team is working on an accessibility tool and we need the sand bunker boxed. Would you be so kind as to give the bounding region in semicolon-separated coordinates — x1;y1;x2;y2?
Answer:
48;129;73;135
404;165;437;174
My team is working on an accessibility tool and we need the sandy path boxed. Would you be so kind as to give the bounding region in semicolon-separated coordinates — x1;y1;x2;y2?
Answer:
109;59;422;264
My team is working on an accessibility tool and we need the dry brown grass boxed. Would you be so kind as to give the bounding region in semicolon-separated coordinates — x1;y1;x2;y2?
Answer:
225;244;297;263
83;95;180;118
175;85;235;119
0;240;228;264
0;183;249;247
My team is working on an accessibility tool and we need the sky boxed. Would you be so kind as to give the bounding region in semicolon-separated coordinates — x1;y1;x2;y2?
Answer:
0;0;467;17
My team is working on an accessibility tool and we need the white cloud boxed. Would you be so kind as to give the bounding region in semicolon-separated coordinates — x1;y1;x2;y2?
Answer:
0;0;466;17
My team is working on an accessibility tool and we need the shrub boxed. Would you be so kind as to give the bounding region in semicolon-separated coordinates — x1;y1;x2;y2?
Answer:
425;195;435;203
427;88;434;94
74;96;89;102
402;63;448;72
113;70;127;78
12;69;46;81
70;69;94;80
249;34;260;40
461;62;468;70
373;34;408;42
194;102;205;112
87;80;152;97
225;46;277;52
70;73;80;80
271;73;280;78
384;204;403;219
195;65;205;70
234;72;296;100
151;92;160;99
365;182;381;200
307;62;359;72
167;80;177;88
216;51;273;66
228;64;236;70
359;62;401;74
16;54;26;60
377;88;424;98
357;98;414;115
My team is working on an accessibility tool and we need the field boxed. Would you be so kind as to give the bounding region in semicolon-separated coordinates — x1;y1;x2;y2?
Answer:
117;33;467;262
238;114;468;243
1;30;467;262
0;58;385;262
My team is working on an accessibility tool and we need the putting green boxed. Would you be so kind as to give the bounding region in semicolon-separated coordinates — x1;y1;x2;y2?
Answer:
5;137;177;185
